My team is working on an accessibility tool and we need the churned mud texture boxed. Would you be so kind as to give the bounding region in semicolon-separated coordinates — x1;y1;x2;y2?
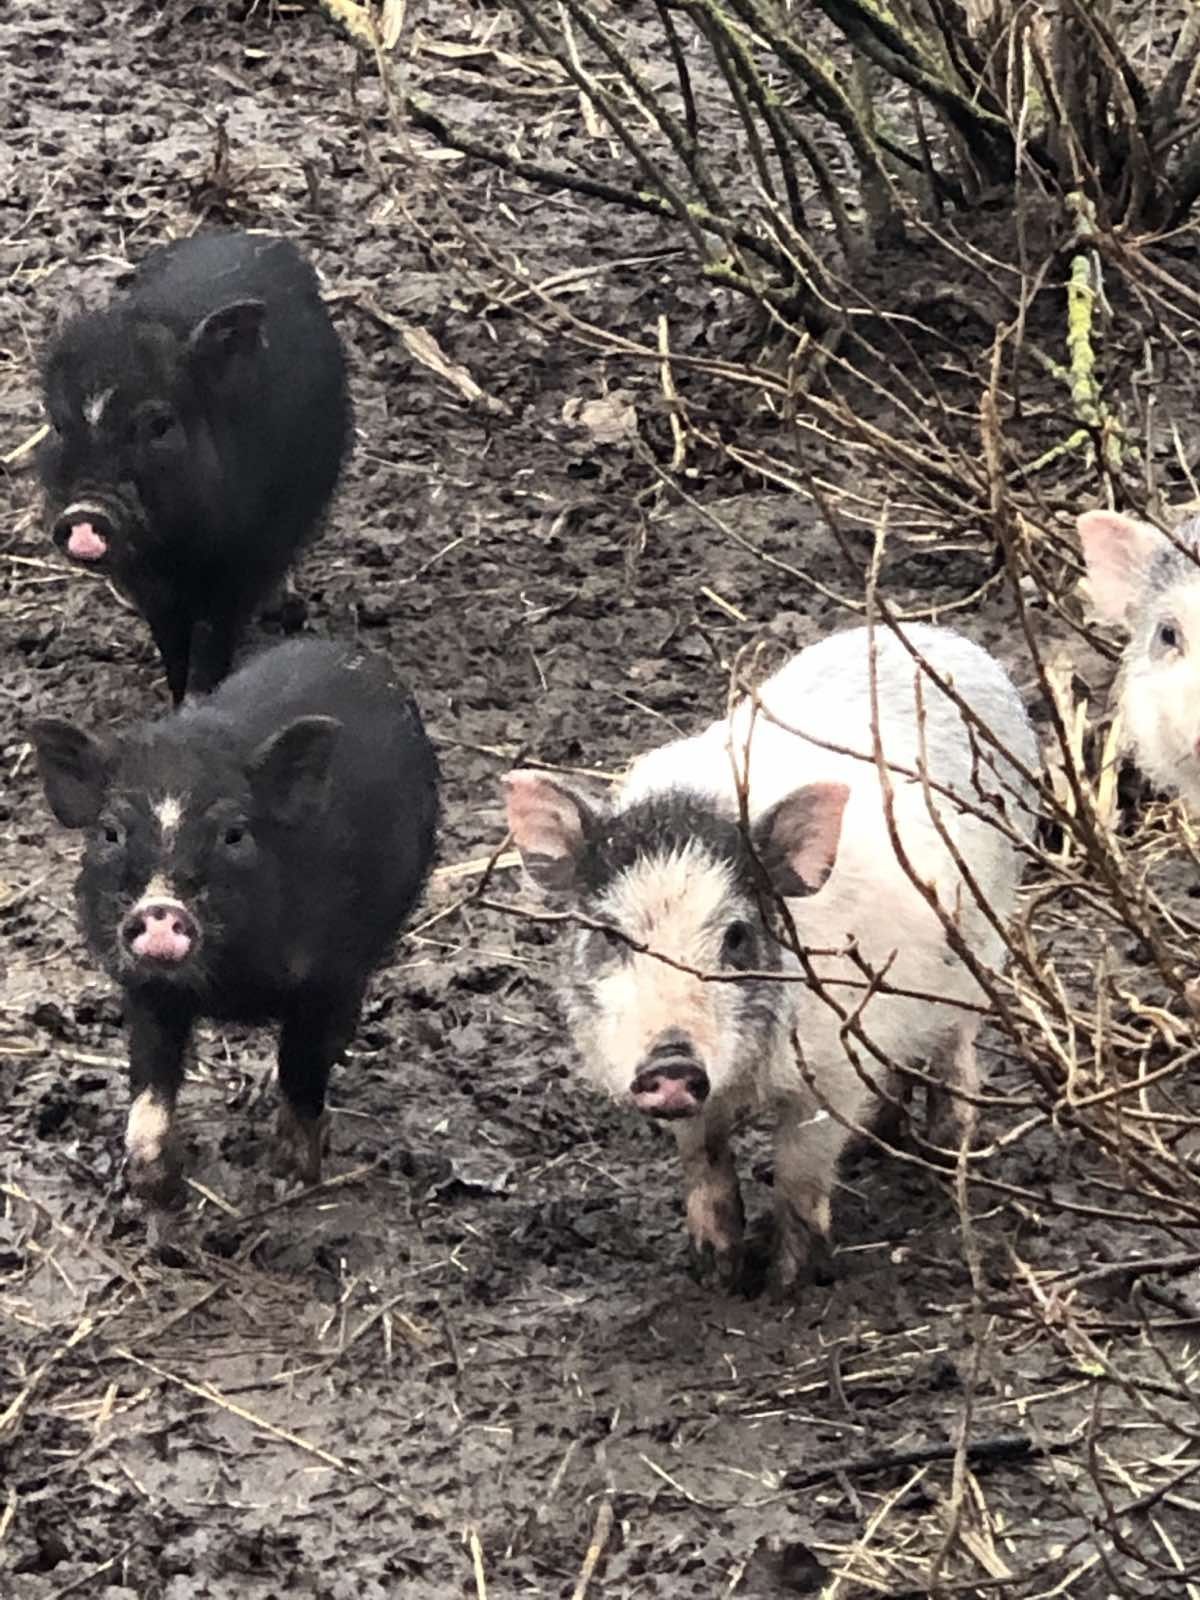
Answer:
4;3;1200;1597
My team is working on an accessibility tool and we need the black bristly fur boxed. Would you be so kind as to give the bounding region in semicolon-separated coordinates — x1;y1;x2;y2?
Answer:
37;639;439;1192
38;231;350;703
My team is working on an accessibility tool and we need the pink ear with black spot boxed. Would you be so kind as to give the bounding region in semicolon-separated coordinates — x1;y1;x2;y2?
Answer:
504;770;595;894
753;781;851;898
1077;510;1166;624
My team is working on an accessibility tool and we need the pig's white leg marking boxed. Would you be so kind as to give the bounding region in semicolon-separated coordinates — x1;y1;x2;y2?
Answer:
126;1089;171;1166
124;998;191;1208
672;1110;743;1274
124;1088;182;1207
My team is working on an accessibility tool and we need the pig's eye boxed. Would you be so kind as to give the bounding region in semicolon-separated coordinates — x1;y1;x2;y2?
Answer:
721;920;756;970
1156;620;1182;653
98;819;124;848
137;405;178;445
222;824;248;849
582;926;628;969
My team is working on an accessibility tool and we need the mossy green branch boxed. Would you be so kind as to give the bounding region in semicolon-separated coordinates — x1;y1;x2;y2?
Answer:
1065;255;1100;428
315;0;373;45
1064;246;1123;472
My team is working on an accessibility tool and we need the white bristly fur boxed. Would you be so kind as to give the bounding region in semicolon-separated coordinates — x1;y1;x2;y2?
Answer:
551;623;1036;1287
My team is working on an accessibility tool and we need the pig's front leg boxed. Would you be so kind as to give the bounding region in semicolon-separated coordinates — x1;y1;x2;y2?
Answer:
125;993;192;1208
923;1018;980;1161
274;989;362;1185
771;1085;867;1296
182;611;240;700
672;1109;744;1285
143;598;194;706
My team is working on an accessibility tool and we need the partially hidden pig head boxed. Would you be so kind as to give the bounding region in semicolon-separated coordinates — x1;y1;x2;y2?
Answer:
504;770;850;1117
1078;509;1200;809
38;297;266;573
32;711;339;988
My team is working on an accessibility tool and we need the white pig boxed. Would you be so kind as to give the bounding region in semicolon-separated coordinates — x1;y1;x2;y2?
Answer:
1077;509;1200;809
504;624;1037;1293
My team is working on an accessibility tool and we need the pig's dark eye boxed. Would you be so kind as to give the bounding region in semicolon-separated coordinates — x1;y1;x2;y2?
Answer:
98;819;124;847
721;920;755;970
222;825;247;849
1156;620;1181;652
139;406;178;445
583;926;628;969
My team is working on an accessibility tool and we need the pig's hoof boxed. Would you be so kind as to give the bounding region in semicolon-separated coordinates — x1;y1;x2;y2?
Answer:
274;1105;329;1186
145;1206;191;1262
687;1237;744;1293
769;1232;835;1299
684;1183;745;1288
125;1145;184;1212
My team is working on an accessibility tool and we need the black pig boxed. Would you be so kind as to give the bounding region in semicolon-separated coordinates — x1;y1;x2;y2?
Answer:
32;639;439;1208
39;231;350;702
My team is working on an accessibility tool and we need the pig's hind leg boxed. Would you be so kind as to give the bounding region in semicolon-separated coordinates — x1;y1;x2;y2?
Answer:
274;988;363;1185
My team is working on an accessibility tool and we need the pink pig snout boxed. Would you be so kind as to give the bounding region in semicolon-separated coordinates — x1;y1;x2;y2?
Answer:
66;521;109;561
122;899;199;965
631;1031;710;1120
53;503;115;564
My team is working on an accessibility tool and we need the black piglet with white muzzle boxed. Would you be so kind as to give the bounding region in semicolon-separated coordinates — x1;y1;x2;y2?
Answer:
32;639;439;1212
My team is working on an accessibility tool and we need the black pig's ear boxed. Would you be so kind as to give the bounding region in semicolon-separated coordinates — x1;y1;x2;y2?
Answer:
249;716;340;826
188;300;266;376
32;719;113;829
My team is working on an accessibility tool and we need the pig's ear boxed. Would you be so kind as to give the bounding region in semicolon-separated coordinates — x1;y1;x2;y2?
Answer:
504;769;598;895
31;719;113;829
1077;510;1166;623
752;782;850;898
188;300;267;376
249;715;340;825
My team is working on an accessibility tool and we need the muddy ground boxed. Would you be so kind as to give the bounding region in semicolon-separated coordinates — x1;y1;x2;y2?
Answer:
4;3;1200;1597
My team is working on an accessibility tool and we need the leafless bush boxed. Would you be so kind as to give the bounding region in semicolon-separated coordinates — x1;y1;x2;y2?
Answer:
319;0;1200;1586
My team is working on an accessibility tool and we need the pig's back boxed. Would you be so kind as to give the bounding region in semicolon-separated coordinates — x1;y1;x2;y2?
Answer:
209;639;438;935
132;232;348;510
731;624;1037;811
131;232;324;327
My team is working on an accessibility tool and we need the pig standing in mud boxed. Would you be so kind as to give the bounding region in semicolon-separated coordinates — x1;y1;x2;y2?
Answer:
506;625;1037;1293
1077;508;1200;809
32;639;439;1212
38;230;349;703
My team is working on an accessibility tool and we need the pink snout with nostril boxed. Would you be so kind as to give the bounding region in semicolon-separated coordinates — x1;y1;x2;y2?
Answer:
66;521;108;561
122;901;198;964
631;1057;710;1119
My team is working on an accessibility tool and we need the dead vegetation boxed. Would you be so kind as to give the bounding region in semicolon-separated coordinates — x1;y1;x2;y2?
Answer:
343;2;1200;1591
4;1;1200;1595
